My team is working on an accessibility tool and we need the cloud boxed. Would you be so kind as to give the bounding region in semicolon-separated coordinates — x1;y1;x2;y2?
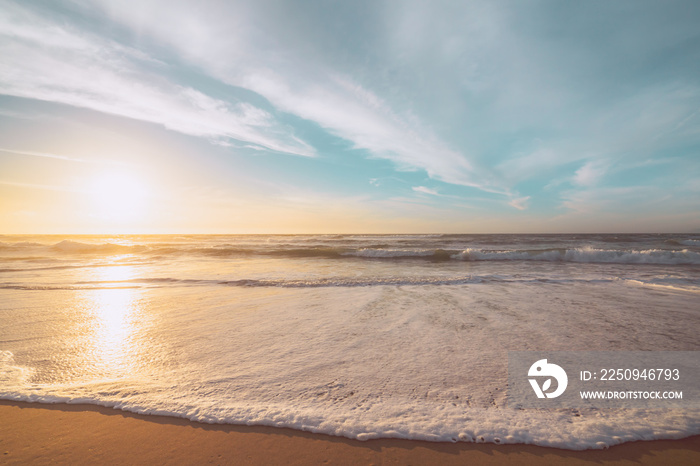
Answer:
497;146;587;185
0;180;82;193
3;0;700;232
240;71;492;189
560;186;661;214
412;186;439;196
0;3;313;157
0;147;128;166
82;0;505;193
573;161;607;187
508;196;530;211
0;147;87;163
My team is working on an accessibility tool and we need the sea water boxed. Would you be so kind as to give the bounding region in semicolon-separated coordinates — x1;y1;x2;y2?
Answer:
1;234;699;449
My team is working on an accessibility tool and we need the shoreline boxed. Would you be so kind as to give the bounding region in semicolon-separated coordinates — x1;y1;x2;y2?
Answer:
1;400;699;465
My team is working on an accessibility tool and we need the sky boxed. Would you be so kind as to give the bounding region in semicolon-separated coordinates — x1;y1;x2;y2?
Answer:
1;0;699;234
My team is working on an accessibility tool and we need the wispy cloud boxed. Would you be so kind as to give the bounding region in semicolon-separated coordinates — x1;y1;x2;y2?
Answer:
0;147;87;163
412;186;439;196
573;160;607;187
0;3;313;157
0;180;82;193
241;71;487;188
508;196;530;211
496;146;589;187
84;0;504;193
2;0;699;233
0;147;127;166
560;186;662;214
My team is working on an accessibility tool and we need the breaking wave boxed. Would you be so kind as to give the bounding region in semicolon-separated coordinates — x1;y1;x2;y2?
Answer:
452;247;700;265
1;238;699;265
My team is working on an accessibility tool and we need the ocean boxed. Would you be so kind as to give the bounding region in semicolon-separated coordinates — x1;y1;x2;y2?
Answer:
1;233;699;449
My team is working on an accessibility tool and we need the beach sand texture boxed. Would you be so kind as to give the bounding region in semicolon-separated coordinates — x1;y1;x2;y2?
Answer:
1;401;699;465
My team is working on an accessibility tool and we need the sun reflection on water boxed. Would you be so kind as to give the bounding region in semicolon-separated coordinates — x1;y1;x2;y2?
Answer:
79;265;144;379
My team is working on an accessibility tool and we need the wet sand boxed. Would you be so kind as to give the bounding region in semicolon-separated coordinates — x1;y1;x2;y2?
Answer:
1;400;698;465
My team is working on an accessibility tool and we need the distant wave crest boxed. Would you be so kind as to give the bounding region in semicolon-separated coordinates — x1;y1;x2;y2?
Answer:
1;239;699;265
453;247;700;265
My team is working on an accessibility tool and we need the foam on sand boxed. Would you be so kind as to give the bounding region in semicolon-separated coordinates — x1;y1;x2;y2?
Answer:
2;279;699;449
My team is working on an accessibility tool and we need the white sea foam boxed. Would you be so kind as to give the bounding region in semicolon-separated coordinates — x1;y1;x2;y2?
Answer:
3;280;700;449
0;351;33;386
453;247;700;265
2;234;699;450
1;235;699;265
347;248;437;258
622;279;700;293
2;386;698;450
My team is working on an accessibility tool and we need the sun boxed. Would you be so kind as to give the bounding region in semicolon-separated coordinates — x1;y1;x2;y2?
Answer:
88;172;150;225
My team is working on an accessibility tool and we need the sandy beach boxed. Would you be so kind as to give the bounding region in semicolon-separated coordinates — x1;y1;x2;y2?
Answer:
1;401;698;465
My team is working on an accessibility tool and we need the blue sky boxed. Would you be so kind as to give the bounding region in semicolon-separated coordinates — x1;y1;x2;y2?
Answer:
1;0;699;233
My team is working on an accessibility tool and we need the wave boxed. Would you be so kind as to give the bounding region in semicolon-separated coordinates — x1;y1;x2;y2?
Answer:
0;275;482;290
217;276;481;287
453;247;700;265
0;284;144;291
188;246;700;264
0;264;127;273
3;344;698;449
621;279;700;294
52;240;146;254
2;394;697;450
346;248;446;259
2;239;700;265
0;240;147;254
5;274;699;292
0;241;45;248
259;246;700;265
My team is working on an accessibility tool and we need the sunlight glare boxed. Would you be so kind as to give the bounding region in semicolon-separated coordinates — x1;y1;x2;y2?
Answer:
88;172;149;224
84;264;140;377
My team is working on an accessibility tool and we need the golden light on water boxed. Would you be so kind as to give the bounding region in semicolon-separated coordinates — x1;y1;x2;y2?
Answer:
97;263;138;283
79;265;143;378
90;288;137;375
